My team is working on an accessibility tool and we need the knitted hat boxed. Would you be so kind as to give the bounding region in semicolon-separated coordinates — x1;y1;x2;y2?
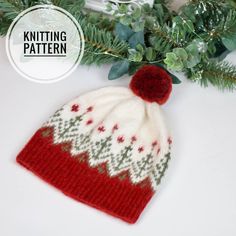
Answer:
17;65;173;224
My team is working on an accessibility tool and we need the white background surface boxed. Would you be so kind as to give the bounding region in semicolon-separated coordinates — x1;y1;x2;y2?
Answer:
1;1;236;234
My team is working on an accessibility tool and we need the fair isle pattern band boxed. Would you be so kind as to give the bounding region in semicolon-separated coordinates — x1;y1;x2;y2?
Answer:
43;87;172;191
16;87;172;223
17;127;155;223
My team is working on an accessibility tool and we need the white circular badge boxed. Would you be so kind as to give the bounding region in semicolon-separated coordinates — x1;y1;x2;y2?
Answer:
6;5;84;83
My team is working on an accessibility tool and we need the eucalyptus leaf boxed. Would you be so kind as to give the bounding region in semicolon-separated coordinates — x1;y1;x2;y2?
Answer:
145;47;155;61
132;21;145;32
108;60;129;80
136;44;144;54
164;52;184;71
173;48;188;61
120;16;132;26
115;23;134;41
180;5;196;22
145;16;156;29
118;4;128;14
186;44;199;55
222;35;236;51
185;44;200;68
128;49;143;62
106;2;113;12
132;7;142;19
170;73;182;84
128;31;145;48
183;19;194;32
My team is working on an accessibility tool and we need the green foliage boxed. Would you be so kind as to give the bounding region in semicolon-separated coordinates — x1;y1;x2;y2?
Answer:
78;18;129;65
115;23;133;41
0;16;10;35
189;60;236;90
227;0;236;9
219;10;236;50
0;0;236;90
128;48;142;62
145;47;155;61
164;52;184;71
180;0;229;31
0;0;22;21
170;73;182;84
114;22;144;49
164;45;200;71
54;0;85;15
221;36;236;51
0;0;24;35
0;0;85;35
128;31;144;48
108;60;129;80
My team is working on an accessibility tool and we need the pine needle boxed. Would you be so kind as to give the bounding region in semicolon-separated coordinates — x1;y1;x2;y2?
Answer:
78;17;129;65
200;60;236;91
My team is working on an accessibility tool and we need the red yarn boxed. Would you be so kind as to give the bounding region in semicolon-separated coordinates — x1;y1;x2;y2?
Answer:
16;127;154;224
129;65;172;105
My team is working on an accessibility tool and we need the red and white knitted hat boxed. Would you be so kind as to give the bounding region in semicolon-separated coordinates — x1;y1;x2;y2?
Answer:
17;65;173;224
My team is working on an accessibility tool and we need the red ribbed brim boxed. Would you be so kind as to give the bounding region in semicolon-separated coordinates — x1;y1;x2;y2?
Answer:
16;128;154;224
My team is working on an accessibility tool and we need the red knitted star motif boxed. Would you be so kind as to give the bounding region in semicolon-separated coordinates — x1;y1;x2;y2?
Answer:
87;106;93;112
152;141;158;147
117;136;124;143
138;146;144;153
98;126;105;132
168;137;172;145
131;136;137;143
71;104;79;112
86;119;93;125
112;124;119;133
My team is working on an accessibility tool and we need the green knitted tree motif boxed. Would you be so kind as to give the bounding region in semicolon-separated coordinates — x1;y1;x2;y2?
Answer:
58;115;83;139
45;108;63;126
133;153;154;179
44;107;85;140
152;152;171;186
111;145;133;172
43;108;65;140
73;132;91;153
89;136;113;162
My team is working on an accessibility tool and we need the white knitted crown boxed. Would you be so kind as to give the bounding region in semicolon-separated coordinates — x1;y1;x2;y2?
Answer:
44;86;171;190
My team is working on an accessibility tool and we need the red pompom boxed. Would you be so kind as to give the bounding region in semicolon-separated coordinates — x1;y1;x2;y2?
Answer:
129;65;172;105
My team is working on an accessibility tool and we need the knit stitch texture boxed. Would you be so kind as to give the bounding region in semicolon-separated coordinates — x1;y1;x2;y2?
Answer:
17;86;172;223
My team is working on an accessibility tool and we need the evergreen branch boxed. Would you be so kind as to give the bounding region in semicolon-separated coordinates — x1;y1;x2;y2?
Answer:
182;0;231;34
0;15;11;35
194;60;236;90
213;10;236;39
151;25;182;48
0;0;29;36
227;0;236;9
0;0;24;21
0;0;129;65
52;0;85;16
0;0;236;87
0;0;85;36
0;0;54;35
78;17;129;65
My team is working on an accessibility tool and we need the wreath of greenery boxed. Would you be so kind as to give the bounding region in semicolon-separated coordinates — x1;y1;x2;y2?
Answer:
1;0;236;90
